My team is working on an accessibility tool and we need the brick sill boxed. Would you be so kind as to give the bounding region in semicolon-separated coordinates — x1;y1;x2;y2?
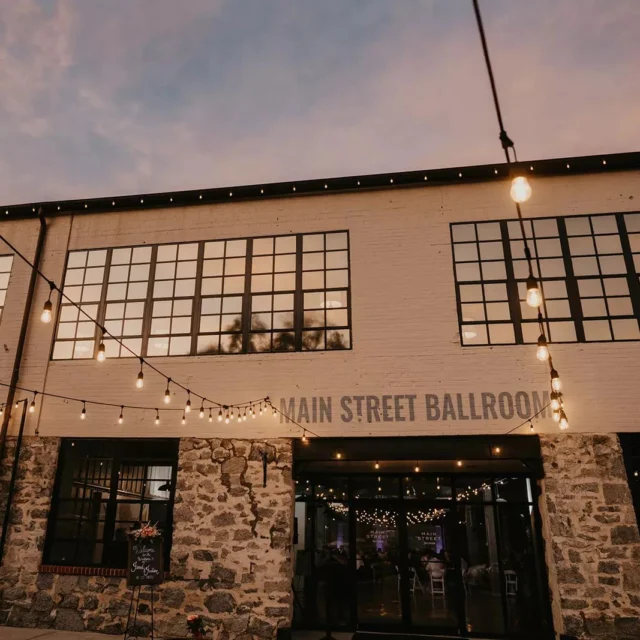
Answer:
39;565;170;579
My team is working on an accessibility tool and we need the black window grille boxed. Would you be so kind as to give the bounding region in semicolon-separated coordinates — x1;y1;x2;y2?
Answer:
52;231;351;359
44;439;178;569
451;212;640;345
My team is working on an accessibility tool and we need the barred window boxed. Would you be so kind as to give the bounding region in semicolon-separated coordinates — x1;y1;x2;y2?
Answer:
44;439;178;569
0;255;14;323
451;212;640;345
52;231;351;359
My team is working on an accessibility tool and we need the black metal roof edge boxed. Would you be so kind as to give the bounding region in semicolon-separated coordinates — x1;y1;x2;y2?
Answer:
2;151;639;221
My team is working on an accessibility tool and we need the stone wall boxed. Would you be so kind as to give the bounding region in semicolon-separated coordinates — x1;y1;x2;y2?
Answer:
0;436;294;638
540;434;640;640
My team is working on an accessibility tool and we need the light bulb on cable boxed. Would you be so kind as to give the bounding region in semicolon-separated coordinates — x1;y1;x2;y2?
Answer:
164;380;171;404
551;368;562;392
29;396;36;413
41;299;53;324
185;392;191;414
155;410;160;425
80;402;87;420
552;409;560;423
0;405;4;417
118;407;124;424
136;362;144;389
97;341;106;362
243;410;247;421
536;334;549;362
559;410;569;430
218;409;223;422
272;406;277;419
199;405;205;419
181;413;186;425
301;431;308;444
550;392;560;412
237;412;242;423
225;411;230;424
208;411;213;423
526;275;543;308
374;461;380;470
510;176;532;203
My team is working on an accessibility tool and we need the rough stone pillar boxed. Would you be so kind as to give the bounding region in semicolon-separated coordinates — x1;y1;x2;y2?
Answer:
0;436;61;625
540;434;640;639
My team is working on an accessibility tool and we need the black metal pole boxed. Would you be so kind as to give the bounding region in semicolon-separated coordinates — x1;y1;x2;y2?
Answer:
0;399;28;565
0;210;47;461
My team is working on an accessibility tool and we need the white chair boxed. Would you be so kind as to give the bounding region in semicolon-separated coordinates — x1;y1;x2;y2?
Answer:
410;567;425;594
505;570;518;596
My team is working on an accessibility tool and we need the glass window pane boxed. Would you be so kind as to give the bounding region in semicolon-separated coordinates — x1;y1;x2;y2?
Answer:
461;324;488;345
591;215;617;234
225;239;246;257
612;319;640;340
452;224;476;242
584;320;612;341
488;324;516;344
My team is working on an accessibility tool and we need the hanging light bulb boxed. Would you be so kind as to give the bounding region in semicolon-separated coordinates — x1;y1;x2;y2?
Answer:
218;409;223;422
251;406;256;419
230;408;234;421
551;368;562;392
243;410;247;421
14;400;19;409
97;340;106;362
225;411;230;424
550;392;560;412
29;395;36;413
272;406;277;419
336;452;342;460
526;275;543;308
374;461;380;470
552;409;560;423
0;405;3;417
414;464;420;473
136;361;144;389
208;410;213;423
510;176;532;203
199;405;205;419
559;410;569;430
181;413;186;425
80;402;87;420
155;410;160;425
164;379;171;404
529;421;534;432
185;392;191;413
301;431;308;443
536;334;549;361
259;404;264;416
41;299;53;324
237;412;242;423
118;406;124;424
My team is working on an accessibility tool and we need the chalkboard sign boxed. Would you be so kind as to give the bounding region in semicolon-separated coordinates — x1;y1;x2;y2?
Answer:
127;537;164;586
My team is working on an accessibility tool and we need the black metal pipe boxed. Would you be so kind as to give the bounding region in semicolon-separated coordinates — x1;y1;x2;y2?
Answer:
0;399;28;565
0;209;47;461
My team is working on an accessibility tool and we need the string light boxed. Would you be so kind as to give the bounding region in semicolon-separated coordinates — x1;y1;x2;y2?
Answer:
236;411;242;424
272;405;277;419
155;409;160;425
97;338;106;362
225;411;230;424
457;460;463;467
185;391;192;413
0;405;3;417
536;334;549;361
374;461;380;470
551;368;562;392
136;359;144;389
230;408;234;421
336;452;342;460
208;410;213;423
550;392;561;412
181;412;186;425
29;393;37;413
559;410;569;430
510;176;532;203
414;463;420;473
251;405;256;419
199;404;205;419
118;406;124;424
218;409;223;422
41;283;55;323
164;379;171;404
259;403;264;416
80;402;87;420
526;275;543;308
301;430;308;443
243;409;247;421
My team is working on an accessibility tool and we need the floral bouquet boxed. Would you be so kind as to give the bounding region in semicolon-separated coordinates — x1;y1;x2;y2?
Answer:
186;614;208;638
128;522;162;540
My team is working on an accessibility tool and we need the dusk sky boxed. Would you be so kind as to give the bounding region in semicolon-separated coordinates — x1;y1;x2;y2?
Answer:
1;0;639;205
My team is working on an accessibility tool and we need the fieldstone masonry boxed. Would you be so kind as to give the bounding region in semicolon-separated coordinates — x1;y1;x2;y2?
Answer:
0;436;294;638
540;434;640;640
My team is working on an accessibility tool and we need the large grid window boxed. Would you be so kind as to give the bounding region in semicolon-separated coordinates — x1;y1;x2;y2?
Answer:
0;255;14;323
452;212;640;345
53;249;106;360
52;231;351;359
104;246;152;358
44;439;178;569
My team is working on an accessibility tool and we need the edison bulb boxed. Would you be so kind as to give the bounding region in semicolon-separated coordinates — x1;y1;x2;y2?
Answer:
550;393;560;412
559;412;569;430
526;275;543;308
510;176;532;204
551;370;562;392
41;300;53;323
136;372;144;389
552;410;560;423
536;335;549;362
97;343;106;362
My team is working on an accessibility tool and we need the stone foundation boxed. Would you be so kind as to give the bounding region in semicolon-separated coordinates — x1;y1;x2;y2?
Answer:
540;434;640;640
0;436;294;637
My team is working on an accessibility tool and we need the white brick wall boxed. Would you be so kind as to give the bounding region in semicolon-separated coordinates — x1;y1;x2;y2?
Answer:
0;169;638;439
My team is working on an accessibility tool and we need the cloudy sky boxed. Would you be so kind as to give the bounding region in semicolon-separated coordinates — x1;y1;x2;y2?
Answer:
1;0;639;205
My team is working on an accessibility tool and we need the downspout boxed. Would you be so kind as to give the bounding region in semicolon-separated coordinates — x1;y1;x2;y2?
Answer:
0;208;47;462
0;399;28;565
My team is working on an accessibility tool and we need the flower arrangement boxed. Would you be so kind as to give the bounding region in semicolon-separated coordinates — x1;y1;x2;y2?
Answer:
186;614;208;638
128;522;162;540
